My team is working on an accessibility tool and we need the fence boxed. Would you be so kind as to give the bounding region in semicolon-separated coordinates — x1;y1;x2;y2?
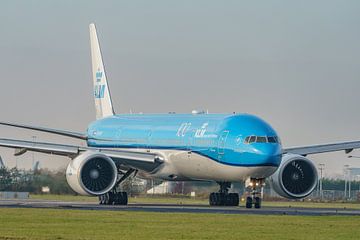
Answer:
0;192;29;199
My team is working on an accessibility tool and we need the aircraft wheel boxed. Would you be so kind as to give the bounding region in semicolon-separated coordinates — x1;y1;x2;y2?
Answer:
254;197;261;209
113;192;128;205
209;193;216;206
120;192;128;205
108;192;115;205
218;193;226;206
99;195;104;205
229;193;239;206
246;196;253;209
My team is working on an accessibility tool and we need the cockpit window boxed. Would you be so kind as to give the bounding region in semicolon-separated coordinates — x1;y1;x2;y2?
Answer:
244;135;280;144
249;136;256;143
256;136;267;143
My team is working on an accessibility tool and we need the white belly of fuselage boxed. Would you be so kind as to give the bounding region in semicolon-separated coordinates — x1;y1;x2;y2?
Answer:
119;148;277;182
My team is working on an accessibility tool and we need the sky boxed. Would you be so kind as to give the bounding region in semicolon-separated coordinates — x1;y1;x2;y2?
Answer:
0;0;360;178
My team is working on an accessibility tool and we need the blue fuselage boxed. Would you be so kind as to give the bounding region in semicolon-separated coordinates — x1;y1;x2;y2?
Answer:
86;113;282;168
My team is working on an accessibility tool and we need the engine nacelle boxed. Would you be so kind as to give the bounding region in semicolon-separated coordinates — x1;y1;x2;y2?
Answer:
269;154;318;199
66;151;117;196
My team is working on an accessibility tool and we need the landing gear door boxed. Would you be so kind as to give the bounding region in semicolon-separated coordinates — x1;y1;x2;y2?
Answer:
218;130;229;156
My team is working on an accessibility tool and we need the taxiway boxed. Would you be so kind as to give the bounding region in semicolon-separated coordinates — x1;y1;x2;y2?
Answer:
1;199;359;216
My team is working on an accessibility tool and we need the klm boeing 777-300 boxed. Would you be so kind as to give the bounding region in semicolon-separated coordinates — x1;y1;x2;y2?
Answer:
1;23;359;208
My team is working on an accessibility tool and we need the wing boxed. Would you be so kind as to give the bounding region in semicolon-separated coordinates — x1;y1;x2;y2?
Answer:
0;138;163;172
0;121;87;140
283;141;360;156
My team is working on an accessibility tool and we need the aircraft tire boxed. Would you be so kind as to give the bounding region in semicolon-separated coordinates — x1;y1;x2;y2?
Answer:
246;196;253;209
229;193;239;206
114;192;128;205
209;193;216;206
254;197;261;209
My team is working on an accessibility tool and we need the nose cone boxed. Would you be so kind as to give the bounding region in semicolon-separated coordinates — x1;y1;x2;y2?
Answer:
252;144;282;167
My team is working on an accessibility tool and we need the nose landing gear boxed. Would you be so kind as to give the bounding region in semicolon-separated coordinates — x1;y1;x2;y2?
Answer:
245;178;265;209
209;182;239;206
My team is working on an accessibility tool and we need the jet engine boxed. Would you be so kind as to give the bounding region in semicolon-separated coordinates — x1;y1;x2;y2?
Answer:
66;151;117;196
269;154;318;199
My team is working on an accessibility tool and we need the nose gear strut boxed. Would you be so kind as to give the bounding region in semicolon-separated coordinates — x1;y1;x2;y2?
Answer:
246;178;265;209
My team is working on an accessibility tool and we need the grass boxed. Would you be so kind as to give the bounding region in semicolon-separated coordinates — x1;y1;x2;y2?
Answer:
30;194;360;209
0;208;360;240
262;201;360;210
30;194;99;202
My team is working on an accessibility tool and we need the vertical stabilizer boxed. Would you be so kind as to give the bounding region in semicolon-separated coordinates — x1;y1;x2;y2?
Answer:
89;23;115;119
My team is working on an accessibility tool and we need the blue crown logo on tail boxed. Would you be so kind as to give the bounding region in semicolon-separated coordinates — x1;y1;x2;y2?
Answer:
96;69;103;82
95;68;105;98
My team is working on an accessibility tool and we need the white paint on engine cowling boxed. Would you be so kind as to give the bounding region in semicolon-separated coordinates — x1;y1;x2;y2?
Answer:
66;151;117;196
269;153;318;199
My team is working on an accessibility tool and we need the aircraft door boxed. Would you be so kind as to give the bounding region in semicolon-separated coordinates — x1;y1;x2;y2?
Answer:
217;130;229;156
115;128;122;148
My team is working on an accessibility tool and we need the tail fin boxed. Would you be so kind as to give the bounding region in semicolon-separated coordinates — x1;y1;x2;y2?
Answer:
89;23;115;119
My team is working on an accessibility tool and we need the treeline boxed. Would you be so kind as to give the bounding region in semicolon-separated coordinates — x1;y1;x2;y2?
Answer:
1;167;360;194
322;178;360;191
0;167;75;194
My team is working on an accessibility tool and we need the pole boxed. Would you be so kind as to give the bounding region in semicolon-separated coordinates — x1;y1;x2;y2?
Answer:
349;171;352;199
152;179;154;195
344;165;349;200
318;164;324;201
32;136;36;169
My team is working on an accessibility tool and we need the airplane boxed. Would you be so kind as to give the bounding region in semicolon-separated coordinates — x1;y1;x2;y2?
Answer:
0;23;359;208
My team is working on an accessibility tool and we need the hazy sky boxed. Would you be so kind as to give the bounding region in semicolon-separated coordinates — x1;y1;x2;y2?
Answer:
0;1;360;178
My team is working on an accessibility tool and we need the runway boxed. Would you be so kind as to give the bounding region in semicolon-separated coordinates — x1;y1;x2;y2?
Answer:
1;199;360;216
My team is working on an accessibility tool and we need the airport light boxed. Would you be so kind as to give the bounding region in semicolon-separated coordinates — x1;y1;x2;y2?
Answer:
344;164;350;200
349;170;352;199
32;136;37;169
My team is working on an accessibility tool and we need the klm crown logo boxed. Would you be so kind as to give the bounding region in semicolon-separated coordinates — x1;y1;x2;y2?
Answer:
96;70;103;82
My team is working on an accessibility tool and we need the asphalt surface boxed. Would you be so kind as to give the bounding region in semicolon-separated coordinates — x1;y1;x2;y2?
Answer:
1;199;360;216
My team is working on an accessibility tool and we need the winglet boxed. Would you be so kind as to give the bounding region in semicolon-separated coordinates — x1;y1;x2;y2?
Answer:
89;23;115;119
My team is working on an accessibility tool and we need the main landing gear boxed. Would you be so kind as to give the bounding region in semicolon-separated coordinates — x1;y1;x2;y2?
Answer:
209;182;239;206
245;178;265;209
99;191;128;205
98;168;137;206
